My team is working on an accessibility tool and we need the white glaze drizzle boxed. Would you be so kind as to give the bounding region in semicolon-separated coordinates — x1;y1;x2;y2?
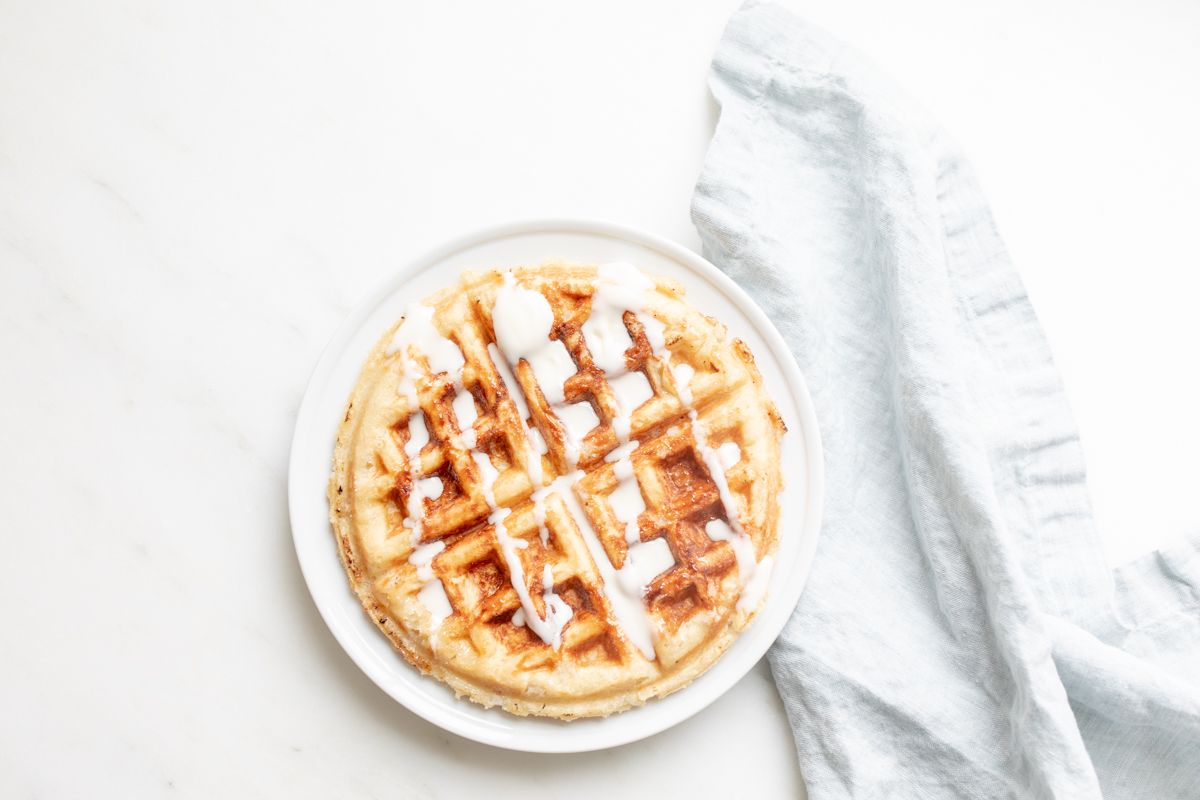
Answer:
608;371;653;441
532;499;549;547
581;268;639;374
492;273;575;405
408;514;450;634
487;275;573;586
582;265;655;552
690;409;746;538
716;441;741;471
402;412;430;535
415;476;444;501
406;412;429;458
640;313;666;354
388;303;465;377
534;471;662;660
556;401;600;451
485;283;560;561
672;362;695;405
583;263;772;611
528;426;548;455
492;274;602;468
472;447;573;647
704;519;756;582
609;473;646;544
485;316;552;542
585;263;658;444
456;263;771;660
389;304;463;543
389;306;470;638
482;275;580;638
459;427;477;451
488;342;530;421
615;538;675;599
408;540;445;582
452;388;478;427
417;580;453;633
486;341;542;487
688;391;773;602
605;440;638;467
487;262;681;660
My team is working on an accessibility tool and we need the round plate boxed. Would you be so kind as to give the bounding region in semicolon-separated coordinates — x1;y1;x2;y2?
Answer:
288;219;823;752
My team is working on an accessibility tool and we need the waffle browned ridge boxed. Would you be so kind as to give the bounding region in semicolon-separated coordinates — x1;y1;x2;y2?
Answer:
329;261;786;718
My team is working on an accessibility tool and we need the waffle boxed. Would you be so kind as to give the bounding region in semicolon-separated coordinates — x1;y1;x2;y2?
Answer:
328;261;786;718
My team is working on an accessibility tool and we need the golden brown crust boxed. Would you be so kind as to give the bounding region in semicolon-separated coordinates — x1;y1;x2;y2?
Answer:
328;262;784;718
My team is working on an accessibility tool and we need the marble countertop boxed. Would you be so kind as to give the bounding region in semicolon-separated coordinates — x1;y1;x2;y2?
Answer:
3;1;1196;796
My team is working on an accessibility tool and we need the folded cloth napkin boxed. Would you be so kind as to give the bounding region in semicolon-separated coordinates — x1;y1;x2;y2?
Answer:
692;3;1200;797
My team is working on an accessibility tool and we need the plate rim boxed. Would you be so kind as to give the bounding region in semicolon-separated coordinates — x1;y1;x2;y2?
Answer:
287;217;824;753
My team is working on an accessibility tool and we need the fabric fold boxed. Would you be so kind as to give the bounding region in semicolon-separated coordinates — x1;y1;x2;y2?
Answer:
692;3;1200;797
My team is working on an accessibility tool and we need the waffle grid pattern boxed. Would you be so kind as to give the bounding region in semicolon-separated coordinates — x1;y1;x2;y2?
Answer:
379;279;748;665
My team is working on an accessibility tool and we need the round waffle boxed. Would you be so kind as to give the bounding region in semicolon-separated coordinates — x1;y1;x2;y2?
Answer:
329;262;786;718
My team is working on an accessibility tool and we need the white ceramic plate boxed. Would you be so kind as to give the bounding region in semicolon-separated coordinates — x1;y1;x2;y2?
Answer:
288;219;823;753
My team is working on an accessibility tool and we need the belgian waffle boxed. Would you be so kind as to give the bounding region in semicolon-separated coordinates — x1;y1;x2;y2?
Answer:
328;262;786;718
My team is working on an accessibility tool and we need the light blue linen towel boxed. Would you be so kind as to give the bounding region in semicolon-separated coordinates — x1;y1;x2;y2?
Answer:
692;3;1200;797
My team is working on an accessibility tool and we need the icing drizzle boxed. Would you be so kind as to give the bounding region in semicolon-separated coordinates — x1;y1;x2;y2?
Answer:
388;263;772;659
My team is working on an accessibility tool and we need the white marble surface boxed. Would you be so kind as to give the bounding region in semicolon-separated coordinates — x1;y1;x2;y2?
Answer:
2;1;1196;797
